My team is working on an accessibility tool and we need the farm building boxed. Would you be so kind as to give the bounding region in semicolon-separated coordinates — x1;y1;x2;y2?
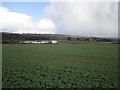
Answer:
40;41;50;44
19;41;39;44
51;40;58;44
19;40;58;44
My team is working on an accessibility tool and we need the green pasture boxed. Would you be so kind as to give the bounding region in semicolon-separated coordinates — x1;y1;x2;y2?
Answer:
2;43;118;88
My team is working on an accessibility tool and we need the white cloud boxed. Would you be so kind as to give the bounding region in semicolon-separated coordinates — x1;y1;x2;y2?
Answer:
0;7;56;34
44;2;118;37
49;0;119;2
36;18;56;34
0;2;118;38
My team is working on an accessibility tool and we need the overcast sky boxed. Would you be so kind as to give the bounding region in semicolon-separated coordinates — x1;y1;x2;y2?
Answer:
0;1;118;37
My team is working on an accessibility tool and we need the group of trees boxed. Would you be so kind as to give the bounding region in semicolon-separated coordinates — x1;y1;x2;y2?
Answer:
2;32;118;44
2;33;50;44
67;36;118;43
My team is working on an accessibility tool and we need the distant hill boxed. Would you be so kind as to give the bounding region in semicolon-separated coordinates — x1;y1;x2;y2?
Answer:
1;32;68;44
1;32;119;44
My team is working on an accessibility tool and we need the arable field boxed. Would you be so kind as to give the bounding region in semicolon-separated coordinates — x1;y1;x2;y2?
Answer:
2;43;118;88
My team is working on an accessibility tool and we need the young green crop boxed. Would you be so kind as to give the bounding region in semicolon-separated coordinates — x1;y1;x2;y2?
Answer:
2;43;118;88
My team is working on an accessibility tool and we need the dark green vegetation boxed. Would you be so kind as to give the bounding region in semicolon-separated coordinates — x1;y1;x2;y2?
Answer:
2;32;118;44
2;43;118;88
2;32;68;44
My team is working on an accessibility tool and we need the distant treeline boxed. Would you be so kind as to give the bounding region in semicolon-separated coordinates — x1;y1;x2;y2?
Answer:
1;32;119;44
2;33;50;44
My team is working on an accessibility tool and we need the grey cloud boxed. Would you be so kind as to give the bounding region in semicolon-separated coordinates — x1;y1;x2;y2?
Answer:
44;2;118;37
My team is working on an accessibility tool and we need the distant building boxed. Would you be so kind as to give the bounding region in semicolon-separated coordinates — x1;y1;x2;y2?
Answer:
51;40;58;44
40;41;50;44
19;40;58;44
19;41;39;44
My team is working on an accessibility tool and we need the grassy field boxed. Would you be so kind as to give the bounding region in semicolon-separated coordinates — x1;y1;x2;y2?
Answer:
2;43;118;88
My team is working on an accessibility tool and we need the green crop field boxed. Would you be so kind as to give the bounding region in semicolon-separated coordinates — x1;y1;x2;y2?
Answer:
2;43;118;88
